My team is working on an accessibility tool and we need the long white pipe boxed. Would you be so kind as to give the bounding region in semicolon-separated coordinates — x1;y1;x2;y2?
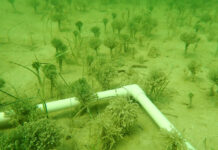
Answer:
0;84;195;150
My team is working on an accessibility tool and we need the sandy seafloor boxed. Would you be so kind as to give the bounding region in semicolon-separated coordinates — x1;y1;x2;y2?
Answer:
0;0;218;150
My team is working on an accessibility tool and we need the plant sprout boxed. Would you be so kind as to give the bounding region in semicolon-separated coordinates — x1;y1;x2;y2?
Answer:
66;0;73;6
147;46;160;58
187;61;201;81
215;40;218;56
126;8;130;20
75;21;83;33
71;78;93;118
73;30;79;38
42;64;57;97
104;36;118;58
128;21;139;39
111;12;117;20
120;34;131;53
208;69;218;86
90;26;101;37
141;16;157;37
111;19;125;35
55;49;67;73
51;38;66;51
51;10;66;31
208;68;218;96
194;21;203;33
193;37;200;51
74;1;87;12
0;78;5;88
180;32;199;55
30;0;40;13
32;61;41;76
86;55;94;74
86;55;94;67
103;18;108;32
200;13;212;25
89;37;101;55
188;92;194;108
73;30;79;46
51;38;67;72
128;15;142;38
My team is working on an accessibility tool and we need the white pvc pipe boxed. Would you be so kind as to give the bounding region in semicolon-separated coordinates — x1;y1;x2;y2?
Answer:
124;84;175;131
0;84;195;150
0;88;128;125
124;84;195;150
96;87;128;99
37;97;80;113
36;87;128;113
0;112;10;126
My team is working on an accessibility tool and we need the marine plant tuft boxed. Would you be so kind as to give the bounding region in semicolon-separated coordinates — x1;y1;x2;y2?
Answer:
0;119;61;150
89;37;101;55
91;26;101;37
143;70;169;102
98;98;138;150
180;32;198;56
104;36;118;58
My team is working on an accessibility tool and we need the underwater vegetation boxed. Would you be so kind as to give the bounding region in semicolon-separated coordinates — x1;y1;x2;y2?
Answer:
0;0;218;149
162;130;188;150
208;69;218;96
98;98;138;150
180;32;199;56
71;78;94;118
142;69;172;103
0;119;61;150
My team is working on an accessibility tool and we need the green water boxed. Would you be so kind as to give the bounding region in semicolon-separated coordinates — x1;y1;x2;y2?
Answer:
0;0;218;150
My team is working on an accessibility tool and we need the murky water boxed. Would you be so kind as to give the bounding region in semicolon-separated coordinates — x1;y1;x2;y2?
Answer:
0;0;217;150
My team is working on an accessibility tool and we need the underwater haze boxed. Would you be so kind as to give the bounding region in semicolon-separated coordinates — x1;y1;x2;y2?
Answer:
0;0;218;150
